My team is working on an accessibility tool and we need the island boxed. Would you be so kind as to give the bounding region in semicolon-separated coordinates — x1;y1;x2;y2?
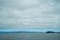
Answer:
46;31;55;33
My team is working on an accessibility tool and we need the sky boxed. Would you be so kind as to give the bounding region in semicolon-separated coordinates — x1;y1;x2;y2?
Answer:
0;0;60;32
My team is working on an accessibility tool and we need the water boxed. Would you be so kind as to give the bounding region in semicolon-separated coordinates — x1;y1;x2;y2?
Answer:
0;33;60;40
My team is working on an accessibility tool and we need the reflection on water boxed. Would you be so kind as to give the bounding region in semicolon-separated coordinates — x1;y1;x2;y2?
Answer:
0;33;60;40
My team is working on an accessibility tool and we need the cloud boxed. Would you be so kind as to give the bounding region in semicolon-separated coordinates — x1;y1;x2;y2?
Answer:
0;0;60;29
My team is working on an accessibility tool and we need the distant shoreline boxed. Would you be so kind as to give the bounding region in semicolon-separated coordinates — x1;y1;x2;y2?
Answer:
0;31;60;33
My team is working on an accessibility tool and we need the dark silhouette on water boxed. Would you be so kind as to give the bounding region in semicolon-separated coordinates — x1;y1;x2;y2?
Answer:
46;31;55;33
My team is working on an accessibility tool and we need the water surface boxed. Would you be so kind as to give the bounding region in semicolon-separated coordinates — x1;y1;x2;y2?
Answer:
0;33;60;40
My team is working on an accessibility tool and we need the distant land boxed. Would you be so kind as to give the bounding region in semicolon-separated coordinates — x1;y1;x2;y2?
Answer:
0;31;43;33
0;31;60;33
0;29;60;33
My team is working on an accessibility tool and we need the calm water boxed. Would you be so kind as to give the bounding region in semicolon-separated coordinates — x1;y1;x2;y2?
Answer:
0;33;60;40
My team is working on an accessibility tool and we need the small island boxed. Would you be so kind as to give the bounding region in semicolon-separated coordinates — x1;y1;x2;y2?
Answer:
46;31;55;33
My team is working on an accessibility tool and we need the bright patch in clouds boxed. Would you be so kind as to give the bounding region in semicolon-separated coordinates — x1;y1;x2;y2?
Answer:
0;0;60;31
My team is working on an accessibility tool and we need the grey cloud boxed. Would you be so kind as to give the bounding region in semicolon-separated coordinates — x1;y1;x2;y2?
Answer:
0;0;60;29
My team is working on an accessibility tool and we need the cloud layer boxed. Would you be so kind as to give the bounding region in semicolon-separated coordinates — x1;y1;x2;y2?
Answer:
0;0;60;30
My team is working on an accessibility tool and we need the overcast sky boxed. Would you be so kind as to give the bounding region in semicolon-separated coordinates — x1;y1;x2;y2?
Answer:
0;0;60;31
